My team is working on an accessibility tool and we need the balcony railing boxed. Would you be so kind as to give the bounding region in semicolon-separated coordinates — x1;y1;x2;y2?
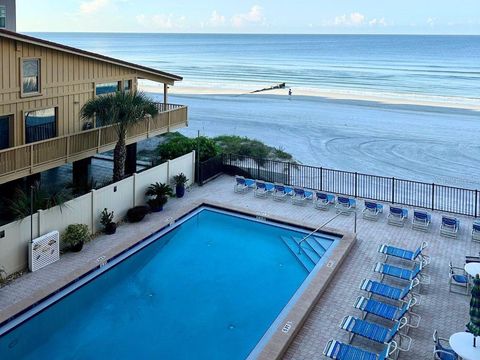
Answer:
0;103;188;184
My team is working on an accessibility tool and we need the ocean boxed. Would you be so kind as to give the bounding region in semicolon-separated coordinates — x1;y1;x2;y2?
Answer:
29;33;480;188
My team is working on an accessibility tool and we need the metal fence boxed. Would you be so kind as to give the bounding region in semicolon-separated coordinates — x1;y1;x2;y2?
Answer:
199;154;480;217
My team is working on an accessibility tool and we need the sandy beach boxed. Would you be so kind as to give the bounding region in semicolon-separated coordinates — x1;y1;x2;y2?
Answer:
141;84;480;112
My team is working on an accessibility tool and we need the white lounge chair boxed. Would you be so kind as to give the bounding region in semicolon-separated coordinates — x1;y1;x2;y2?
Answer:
291;187;313;205
254;180;274;198
272;183;292;201
335;196;356;215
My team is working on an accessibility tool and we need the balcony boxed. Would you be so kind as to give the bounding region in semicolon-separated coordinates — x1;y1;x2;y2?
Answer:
0;103;188;185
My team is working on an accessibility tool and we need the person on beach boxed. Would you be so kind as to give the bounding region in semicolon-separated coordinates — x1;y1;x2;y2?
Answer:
289;88;292;96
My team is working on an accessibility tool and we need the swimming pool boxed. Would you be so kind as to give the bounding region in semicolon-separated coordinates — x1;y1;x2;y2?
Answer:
0;207;338;360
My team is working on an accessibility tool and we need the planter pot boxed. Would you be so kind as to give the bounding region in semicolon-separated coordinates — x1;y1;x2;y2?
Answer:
127;206;150;223
104;222;117;235
150;204;164;212
70;241;84;252
176;184;185;198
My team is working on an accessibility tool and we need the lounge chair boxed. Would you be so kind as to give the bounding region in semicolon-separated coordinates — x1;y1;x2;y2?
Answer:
412;210;431;231
335;196;356;215
374;262;430;284
254;180;274;198
234;175;254;193
340;315;411;351
472;221;480;242
354;296;420;329
433;330;458;360
291;187;313;205
360;278;420;303
387;206;408;227
323;339;397;360
272;183;290;201
448;261;469;295
378;241;429;264
440;216;460;238
314;192;335;210
363;201;384;221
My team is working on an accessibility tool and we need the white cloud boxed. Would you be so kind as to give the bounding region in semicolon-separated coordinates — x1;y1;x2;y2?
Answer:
334;12;365;26
369;18;387;27
136;14;187;30
207;10;226;27
231;5;265;28
427;17;436;27
80;0;110;14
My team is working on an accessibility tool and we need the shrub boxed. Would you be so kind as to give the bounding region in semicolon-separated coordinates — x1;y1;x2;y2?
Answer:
156;133;219;162
126;206;150;222
145;182;172;210
172;173;189;186
100;208;114;226
62;224;90;249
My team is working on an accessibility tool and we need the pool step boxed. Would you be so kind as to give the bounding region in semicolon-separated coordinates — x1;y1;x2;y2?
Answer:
281;236;315;272
292;236;326;258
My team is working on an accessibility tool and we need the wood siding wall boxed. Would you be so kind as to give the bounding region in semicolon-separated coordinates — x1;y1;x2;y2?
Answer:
0;36;143;147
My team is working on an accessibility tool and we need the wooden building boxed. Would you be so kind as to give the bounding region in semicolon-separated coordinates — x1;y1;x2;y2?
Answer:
0;29;187;185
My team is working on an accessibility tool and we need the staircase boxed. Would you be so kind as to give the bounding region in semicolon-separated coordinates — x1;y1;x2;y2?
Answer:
281;235;332;272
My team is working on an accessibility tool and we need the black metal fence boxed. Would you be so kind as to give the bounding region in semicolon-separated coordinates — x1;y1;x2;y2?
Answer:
198;154;480;217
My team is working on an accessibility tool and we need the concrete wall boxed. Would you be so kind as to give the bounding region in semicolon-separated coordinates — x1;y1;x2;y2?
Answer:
0;151;195;275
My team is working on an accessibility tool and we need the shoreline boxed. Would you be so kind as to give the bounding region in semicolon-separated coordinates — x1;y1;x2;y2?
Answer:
141;84;480;112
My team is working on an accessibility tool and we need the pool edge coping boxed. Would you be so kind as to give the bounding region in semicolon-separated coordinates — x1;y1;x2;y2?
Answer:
0;198;356;360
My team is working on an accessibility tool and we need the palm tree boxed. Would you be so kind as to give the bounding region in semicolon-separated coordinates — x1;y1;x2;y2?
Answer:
81;91;158;181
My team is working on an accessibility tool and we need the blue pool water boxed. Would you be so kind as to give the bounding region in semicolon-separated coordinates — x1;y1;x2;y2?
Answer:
0;208;336;360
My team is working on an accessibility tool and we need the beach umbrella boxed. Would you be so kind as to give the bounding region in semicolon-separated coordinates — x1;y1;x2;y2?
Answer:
466;274;480;347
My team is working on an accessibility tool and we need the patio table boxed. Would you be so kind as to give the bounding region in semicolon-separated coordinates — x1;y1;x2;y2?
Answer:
449;332;480;360
465;262;480;277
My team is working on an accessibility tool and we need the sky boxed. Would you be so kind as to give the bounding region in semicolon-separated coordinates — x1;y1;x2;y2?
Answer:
17;0;480;34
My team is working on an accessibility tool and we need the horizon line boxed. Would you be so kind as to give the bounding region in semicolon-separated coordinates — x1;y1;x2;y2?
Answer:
20;31;480;36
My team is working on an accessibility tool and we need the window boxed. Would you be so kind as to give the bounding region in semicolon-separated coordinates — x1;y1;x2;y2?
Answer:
0;115;10;150
95;82;120;96
22;59;41;94
25;108;57;144
124;80;132;92
0;6;5;29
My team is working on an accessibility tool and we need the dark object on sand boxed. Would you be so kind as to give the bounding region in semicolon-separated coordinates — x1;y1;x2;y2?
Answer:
251;83;286;94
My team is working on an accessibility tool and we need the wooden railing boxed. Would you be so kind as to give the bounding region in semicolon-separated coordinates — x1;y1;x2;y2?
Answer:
0;103;188;184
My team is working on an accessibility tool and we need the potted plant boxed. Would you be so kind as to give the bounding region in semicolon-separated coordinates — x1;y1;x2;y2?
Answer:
172;173;189;198
100;208;116;235
62;224;90;252
126;206;150;222
145;182;172;212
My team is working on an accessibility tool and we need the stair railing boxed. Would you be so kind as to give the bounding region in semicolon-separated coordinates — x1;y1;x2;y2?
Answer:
297;211;351;254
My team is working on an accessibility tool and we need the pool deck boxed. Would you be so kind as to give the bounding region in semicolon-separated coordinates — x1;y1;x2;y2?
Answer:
1;174;480;359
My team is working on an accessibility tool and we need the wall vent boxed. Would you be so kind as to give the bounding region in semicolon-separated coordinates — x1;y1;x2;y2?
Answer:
29;231;60;272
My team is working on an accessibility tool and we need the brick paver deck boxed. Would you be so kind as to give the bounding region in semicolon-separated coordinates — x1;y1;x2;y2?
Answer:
1;175;479;359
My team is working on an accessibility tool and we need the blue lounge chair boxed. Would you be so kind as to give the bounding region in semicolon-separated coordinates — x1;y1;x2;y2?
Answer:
433;330;458;360
314;192;335;210
323;339;397;360
412;210;431;231
363;201;384;221
472;221;480;242
273;183;289;201
374;262;430;284
448;261;469;295
354;296;421;329
291;187;313;205
360;278;420;303
387;206;408;227
254;180;274;198
378;241;429;264
340;315;411;351
234;175;251;193
336;196;356;215
440;216;460;238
